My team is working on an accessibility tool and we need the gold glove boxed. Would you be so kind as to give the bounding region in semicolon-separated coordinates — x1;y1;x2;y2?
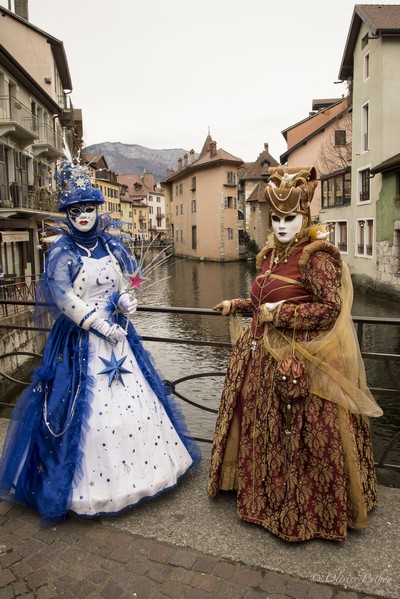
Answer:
212;300;231;316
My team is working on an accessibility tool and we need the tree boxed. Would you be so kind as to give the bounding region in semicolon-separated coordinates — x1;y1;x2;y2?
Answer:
317;108;352;176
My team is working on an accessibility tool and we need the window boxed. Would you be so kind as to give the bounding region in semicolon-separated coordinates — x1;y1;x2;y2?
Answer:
321;171;351;208
363;52;370;80
176;204;179;216
192;225;197;250
224;196;234;208
335;130;346;146
359;168;370;203
356;218;374;256
176;229;179;241
156;196;161;203
227;228;234;240
149;206;153;214
362;103;369;151
191;176;196;191
327;221;348;252
180;203;183;215
191;199;196;213
227;171;236;185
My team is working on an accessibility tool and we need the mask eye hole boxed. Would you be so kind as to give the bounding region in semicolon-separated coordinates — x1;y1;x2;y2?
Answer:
271;215;280;223
68;203;96;217
284;215;297;222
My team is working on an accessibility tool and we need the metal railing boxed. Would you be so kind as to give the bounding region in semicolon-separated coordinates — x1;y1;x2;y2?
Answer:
0;299;399;473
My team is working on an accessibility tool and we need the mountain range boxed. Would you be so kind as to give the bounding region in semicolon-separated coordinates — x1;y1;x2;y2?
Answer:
84;142;192;182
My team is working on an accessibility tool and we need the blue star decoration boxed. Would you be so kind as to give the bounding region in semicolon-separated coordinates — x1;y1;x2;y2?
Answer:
98;350;132;387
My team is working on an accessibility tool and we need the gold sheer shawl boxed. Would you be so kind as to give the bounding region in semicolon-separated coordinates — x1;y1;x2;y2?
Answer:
263;262;382;417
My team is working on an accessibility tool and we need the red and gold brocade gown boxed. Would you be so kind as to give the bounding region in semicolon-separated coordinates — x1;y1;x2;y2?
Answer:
208;239;378;542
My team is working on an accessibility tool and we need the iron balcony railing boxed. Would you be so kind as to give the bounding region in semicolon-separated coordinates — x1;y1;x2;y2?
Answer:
0;298;399;473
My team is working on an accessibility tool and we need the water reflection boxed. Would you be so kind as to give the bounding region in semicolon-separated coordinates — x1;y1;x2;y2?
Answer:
136;253;400;482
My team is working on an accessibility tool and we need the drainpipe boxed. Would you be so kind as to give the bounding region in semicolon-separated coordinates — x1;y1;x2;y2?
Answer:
14;0;29;20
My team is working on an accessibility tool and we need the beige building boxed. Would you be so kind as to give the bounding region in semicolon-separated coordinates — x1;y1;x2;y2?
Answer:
162;134;243;261
0;2;77;281
338;4;400;293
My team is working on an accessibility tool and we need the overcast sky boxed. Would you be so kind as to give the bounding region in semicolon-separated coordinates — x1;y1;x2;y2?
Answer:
3;0;398;162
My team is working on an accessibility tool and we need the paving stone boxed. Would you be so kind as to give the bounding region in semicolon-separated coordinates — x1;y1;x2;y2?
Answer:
35;586;57;599
335;592;360;599
284;578;311;599
213;579;248;599
181;587;211;599
25;569;50;591
168;549;198;569
159;579;186;599
125;554;152;575
259;571;287;594
146;563;173;583
308;583;334;599
233;565;262;588
0;569;16;589
212;561;237;580
100;582;126;599
192;555;219;574
169;567;196;585
149;543;176;564
191;572;219;592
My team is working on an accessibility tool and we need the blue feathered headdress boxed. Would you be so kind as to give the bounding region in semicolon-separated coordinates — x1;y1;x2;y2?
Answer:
55;159;105;211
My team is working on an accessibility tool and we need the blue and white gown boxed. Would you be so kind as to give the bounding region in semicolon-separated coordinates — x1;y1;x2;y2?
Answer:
0;230;200;522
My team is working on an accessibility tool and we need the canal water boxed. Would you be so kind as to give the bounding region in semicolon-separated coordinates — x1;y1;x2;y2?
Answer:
133;253;400;486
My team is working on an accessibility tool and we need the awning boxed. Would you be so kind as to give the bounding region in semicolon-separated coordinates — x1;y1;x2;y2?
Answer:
0;230;30;243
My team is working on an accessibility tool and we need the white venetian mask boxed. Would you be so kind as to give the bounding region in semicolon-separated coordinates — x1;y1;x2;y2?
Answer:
67;202;97;233
271;212;304;244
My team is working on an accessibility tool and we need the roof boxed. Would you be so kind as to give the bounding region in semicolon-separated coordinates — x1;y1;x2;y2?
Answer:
240;144;279;180
161;133;243;183
371;152;400;174
246;181;267;203
339;4;400;80
281;98;346;139
280;102;351;164
0;6;73;91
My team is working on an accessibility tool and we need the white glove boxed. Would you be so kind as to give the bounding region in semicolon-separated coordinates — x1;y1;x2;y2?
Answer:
118;293;138;315
264;299;286;311
91;317;127;342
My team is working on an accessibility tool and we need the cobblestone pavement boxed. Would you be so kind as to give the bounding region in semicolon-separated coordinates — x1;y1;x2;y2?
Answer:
0;501;384;599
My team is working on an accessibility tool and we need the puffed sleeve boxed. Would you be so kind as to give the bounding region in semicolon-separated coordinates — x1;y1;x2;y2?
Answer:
45;245;98;330
272;250;342;331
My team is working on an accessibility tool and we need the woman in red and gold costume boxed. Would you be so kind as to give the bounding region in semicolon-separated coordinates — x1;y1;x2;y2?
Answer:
208;166;383;542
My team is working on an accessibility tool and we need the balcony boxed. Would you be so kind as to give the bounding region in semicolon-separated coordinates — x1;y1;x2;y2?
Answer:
0;182;57;213
32;123;64;159
0;96;38;145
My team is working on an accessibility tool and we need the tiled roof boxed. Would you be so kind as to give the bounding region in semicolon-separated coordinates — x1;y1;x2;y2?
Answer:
358;4;400;30
241;147;279;180
339;4;400;79
246;181;267;203
193;148;243;167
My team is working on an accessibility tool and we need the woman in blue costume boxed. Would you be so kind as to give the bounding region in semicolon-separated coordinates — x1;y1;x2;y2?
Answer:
0;160;200;523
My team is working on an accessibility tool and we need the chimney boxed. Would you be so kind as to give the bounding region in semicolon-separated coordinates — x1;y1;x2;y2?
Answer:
190;149;195;164
210;141;217;158
14;0;29;20
264;143;269;153
178;157;183;171
183;153;188;168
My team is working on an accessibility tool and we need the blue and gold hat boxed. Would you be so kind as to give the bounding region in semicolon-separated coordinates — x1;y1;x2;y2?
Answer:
55;159;105;212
